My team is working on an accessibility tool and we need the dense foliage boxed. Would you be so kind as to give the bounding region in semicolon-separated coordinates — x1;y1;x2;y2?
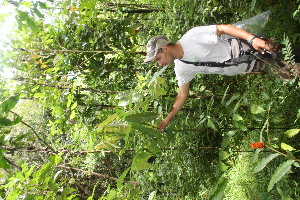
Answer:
0;0;300;199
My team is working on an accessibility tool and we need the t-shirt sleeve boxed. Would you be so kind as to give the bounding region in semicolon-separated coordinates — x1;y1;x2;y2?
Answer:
188;25;218;45
174;62;196;86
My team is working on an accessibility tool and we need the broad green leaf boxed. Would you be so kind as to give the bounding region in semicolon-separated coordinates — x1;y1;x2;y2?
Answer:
17;10;29;21
207;118;217;130
70;110;76;119
284;129;300;138
0;151;10;169
147;142;161;154
96;114;118;129
20;1;32;7
285;151;295;160
125;112;158;124
33;93;43;98
219;151;230;160
38;2;47;9
67;94;73;108
24;165;35;179
251;113;265;121
219;162;228;171
253;153;280;173
132;152;152;171
281;143;296;151
221;136;232;150
26;18;40;32
233;121;248;131
232;97;243;114
227;130;236;137
0;117;22;127
116;167;131;189
233;114;243;121
225;93;240;107
250;105;265;114
268;160;294;191
71;101;77;110
1;95;19;114
148;65;168;87
210;176;228;200
131;123;163;139
252;149;262;162
33;8;44;18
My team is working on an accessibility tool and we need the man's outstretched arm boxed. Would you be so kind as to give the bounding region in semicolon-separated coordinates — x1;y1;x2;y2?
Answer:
216;24;273;53
157;82;190;131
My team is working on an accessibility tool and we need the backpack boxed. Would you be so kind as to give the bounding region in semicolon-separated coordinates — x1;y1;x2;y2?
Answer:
179;38;277;68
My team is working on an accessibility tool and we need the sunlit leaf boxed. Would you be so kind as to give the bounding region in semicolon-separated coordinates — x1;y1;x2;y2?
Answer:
71;102;77;110
148;65;168;87
284;129;300;138
33;93;43;98
70;110;76;119
33;7;44;18
1;95;19;114
96;114;119;129
38;2;47;9
31;54;40;59
233;114;243;121
250;105;265;114
17;10;29;21
26;18;40;32
70;6;79;12
280;143;296;151
40;64;48;69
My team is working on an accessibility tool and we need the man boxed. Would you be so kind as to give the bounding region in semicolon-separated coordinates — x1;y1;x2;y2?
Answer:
144;24;297;131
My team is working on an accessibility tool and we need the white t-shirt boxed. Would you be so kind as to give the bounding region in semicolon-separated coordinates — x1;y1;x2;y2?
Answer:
174;25;254;86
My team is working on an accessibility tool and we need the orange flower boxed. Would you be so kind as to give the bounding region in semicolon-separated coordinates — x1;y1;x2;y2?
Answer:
250;142;265;149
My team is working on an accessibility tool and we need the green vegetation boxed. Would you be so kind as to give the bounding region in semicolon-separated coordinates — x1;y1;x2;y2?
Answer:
0;0;299;199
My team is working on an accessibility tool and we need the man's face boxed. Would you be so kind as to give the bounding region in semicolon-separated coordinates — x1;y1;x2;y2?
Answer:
154;48;174;66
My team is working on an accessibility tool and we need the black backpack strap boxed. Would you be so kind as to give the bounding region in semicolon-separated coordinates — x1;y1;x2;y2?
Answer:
179;59;230;68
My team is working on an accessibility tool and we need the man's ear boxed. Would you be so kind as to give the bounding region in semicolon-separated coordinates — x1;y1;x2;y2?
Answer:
163;45;168;51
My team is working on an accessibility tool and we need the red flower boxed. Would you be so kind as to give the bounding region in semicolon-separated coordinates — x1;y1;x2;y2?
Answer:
250;142;265;149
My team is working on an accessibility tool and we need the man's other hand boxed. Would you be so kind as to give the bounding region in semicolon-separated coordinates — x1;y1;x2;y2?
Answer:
157;119;171;132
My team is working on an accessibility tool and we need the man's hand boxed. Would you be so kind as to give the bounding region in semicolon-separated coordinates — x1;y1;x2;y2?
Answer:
156;82;190;132
251;37;273;54
216;24;274;54
157;119;171;132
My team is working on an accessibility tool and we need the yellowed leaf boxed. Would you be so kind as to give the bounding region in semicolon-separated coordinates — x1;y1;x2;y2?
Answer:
41;64;48;68
31;54;40;59
281;143;296;151
70;6;78;12
21;61;29;65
